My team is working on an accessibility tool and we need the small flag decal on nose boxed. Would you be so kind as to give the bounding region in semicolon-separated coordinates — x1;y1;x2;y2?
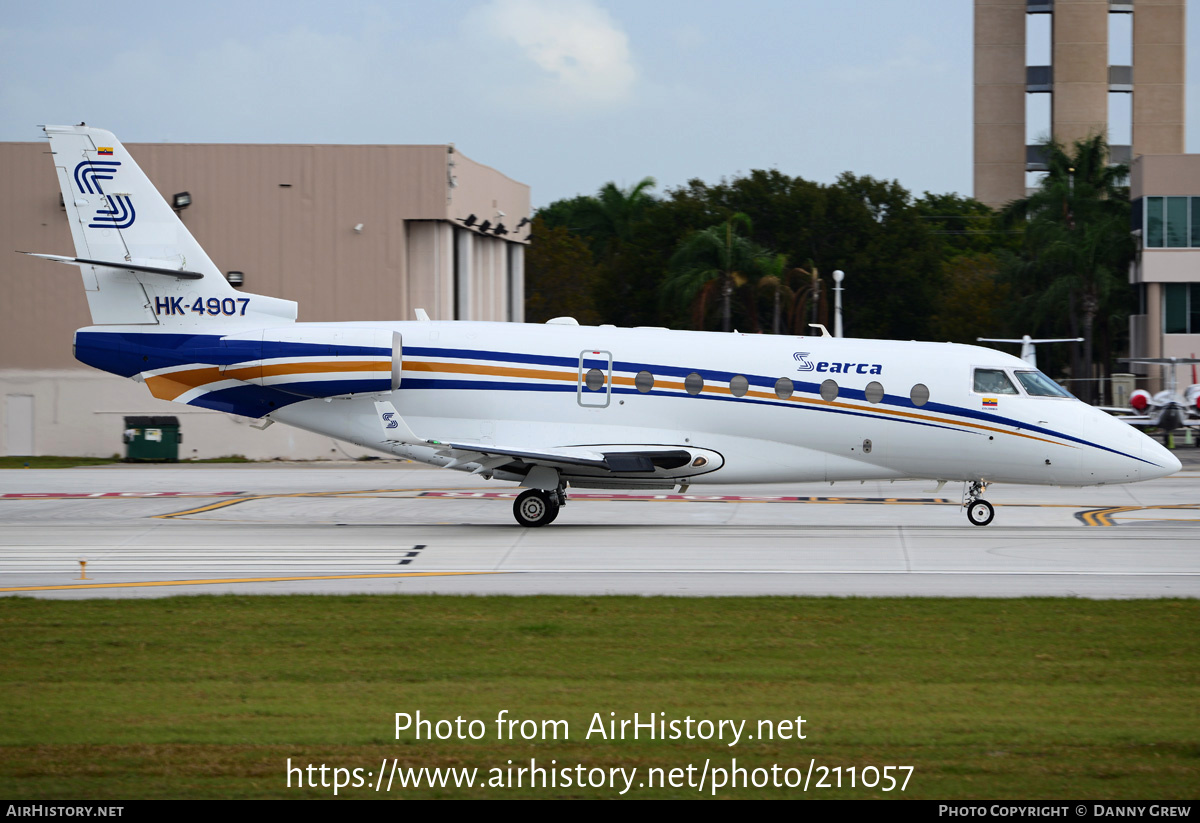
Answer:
983;397;998;408
97;147;114;155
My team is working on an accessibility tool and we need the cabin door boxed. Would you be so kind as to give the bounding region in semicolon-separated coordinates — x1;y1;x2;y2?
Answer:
577;349;613;408
390;332;402;391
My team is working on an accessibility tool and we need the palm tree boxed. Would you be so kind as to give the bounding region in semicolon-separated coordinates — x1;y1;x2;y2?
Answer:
754;261;827;335
1000;135;1133;401
574;177;657;257
755;253;790;335
567;177;657;325
662;213;773;332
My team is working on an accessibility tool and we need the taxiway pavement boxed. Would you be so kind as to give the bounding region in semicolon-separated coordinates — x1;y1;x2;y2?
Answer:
2;459;1198;599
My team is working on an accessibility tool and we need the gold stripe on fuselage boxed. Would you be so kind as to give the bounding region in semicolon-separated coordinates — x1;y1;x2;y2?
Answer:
144;360;390;401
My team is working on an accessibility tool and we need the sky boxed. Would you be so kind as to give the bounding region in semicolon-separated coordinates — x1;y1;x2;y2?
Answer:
2;1;1198;208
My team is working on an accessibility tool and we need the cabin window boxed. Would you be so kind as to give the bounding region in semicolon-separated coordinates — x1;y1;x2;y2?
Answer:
635;370;654;393
864;381;884;404
685;372;704;395
729;375;749;397
1014;370;1071;397
820;379;839;402
910;383;930;407
973;368;1018;395
584;368;605;391
774;377;793;400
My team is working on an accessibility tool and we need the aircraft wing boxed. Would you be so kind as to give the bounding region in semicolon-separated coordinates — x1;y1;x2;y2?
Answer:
1096;406;1144;416
1098;412;1155;425
1097;410;1200;429
372;401;719;480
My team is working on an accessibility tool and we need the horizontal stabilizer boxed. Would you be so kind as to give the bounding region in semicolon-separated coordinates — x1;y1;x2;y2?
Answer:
1120;357;1200;366
979;337;1082;344
20;252;204;279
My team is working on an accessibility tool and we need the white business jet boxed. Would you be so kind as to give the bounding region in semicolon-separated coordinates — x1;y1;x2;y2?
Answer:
23;126;1181;527
1099;357;1200;445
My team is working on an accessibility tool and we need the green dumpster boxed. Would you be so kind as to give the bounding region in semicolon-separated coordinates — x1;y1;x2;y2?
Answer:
123;416;181;462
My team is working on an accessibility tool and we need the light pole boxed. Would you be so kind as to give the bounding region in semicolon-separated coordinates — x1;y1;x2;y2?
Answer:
832;269;845;338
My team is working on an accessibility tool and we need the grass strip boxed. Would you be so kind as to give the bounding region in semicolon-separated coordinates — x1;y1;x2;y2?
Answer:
0;456;119;469
0;595;1196;799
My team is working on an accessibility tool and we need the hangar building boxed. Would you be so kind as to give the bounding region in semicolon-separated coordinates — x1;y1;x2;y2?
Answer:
0;138;530;459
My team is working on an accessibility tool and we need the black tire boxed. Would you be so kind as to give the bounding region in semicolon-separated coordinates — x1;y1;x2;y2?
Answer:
966;499;995;527
513;489;559;527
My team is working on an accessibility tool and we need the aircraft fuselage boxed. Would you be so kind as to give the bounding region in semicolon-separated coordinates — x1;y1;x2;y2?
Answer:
75;319;1180;490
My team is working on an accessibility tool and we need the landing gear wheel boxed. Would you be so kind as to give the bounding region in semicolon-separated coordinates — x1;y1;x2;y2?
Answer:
514;489;560;527
967;499;994;527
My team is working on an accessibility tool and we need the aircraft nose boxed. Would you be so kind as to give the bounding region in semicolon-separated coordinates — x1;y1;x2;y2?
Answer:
1140;437;1182;479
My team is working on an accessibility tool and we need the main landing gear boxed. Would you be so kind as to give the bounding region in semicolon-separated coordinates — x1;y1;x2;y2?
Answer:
963;480;994;526
513;486;567;527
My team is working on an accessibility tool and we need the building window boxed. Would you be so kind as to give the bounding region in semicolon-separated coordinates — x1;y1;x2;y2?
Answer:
1168;197;1189;247
1163;283;1200;334
1143;196;1200;248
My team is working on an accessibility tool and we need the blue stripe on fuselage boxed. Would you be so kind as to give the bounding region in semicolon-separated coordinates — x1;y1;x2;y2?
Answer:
75;331;390;376
186;384;306;417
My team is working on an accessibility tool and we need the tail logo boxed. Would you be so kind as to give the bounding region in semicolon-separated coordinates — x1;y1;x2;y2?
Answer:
73;160;136;229
382;412;398;429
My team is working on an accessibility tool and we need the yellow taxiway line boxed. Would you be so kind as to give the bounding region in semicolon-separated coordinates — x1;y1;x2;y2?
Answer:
1079;504;1200;527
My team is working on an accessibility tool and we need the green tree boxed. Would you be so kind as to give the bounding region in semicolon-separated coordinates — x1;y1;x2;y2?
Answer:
662;213;773;332
914;194;1015;345
914;192;1011;259
574;177;658;254
674;169;949;340
928;253;1012;344
1000;136;1134;400
524;216;603;325
538;178;659;326
535;168;1017;338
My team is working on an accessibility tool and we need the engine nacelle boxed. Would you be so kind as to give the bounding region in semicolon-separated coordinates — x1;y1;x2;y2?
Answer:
1186;384;1200;411
1130;389;1151;413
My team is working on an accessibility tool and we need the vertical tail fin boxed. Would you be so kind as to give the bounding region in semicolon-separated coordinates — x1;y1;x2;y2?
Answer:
40;124;296;327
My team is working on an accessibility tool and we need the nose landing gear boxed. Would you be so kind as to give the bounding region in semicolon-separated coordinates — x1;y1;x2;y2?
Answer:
513;486;567;527
963;480;994;526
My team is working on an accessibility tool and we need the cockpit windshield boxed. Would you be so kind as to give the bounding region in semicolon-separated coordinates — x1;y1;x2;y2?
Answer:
1014;370;1072;398
973;368;1019;395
